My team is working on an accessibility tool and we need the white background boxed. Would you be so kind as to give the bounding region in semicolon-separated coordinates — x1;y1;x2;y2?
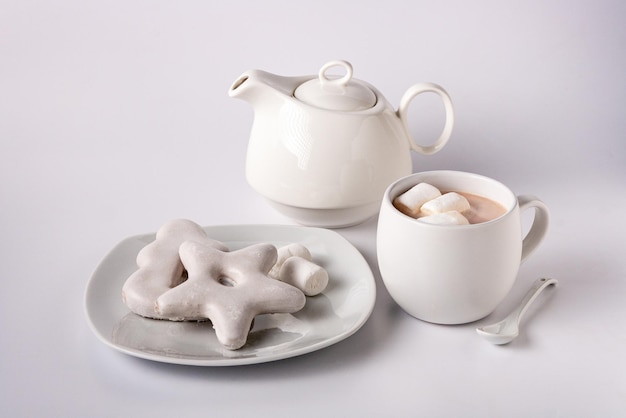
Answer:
2;1;625;416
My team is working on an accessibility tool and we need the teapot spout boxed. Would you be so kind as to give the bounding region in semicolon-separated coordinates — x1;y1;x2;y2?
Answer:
229;69;310;105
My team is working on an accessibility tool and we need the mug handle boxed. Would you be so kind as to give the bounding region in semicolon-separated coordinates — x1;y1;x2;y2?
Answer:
517;195;550;262
396;82;454;155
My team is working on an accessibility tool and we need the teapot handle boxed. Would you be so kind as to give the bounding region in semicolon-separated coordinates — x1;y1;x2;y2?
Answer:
396;83;454;155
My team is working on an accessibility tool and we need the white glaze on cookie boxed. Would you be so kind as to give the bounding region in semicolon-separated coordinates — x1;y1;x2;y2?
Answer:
155;241;306;350
121;219;228;319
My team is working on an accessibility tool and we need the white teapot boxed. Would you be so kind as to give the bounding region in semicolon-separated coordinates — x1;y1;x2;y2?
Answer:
229;60;454;227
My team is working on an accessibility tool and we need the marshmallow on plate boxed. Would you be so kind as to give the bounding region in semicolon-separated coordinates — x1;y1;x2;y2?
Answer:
268;243;312;279
278;256;329;296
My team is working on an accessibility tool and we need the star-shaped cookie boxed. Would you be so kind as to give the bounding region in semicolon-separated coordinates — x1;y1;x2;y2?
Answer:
122;219;228;319
155;240;306;350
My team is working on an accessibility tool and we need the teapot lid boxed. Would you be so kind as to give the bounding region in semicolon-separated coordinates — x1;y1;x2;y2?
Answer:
294;61;377;111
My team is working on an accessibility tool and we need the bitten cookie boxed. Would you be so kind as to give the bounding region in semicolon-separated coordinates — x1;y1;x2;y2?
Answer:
155;241;306;350
121;219;228;319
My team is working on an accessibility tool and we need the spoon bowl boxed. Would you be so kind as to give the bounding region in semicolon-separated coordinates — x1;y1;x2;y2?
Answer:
476;277;558;345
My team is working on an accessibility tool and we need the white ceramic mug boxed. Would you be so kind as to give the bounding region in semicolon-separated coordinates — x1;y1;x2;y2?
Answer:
376;171;550;324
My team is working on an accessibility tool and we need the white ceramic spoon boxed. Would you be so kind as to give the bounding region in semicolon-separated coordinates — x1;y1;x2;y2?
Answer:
476;277;558;345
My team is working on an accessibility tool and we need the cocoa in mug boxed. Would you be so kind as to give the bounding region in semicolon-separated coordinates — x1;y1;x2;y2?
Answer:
394;189;507;224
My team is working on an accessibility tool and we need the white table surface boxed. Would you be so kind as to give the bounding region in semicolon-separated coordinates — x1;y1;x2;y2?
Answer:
2;1;625;416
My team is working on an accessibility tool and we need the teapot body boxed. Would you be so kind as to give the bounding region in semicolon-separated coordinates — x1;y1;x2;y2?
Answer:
245;89;412;227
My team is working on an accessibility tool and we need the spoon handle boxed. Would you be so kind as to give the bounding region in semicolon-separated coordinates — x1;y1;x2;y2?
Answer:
510;277;558;325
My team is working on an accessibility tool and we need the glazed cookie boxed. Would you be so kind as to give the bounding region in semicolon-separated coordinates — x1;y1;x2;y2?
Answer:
155;240;306;350
121;219;228;319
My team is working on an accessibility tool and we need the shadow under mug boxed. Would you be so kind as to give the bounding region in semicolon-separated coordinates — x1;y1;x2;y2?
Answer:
376;171;549;324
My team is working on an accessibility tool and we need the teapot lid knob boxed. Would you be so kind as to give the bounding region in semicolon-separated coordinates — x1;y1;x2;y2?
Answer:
294;60;377;111
318;60;354;88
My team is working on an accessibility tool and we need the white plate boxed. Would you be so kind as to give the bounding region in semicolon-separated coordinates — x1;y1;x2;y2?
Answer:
85;224;376;366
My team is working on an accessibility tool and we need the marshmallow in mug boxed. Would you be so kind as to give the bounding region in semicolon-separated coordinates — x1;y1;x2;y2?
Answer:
393;182;471;225
418;210;469;225
392;182;441;218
